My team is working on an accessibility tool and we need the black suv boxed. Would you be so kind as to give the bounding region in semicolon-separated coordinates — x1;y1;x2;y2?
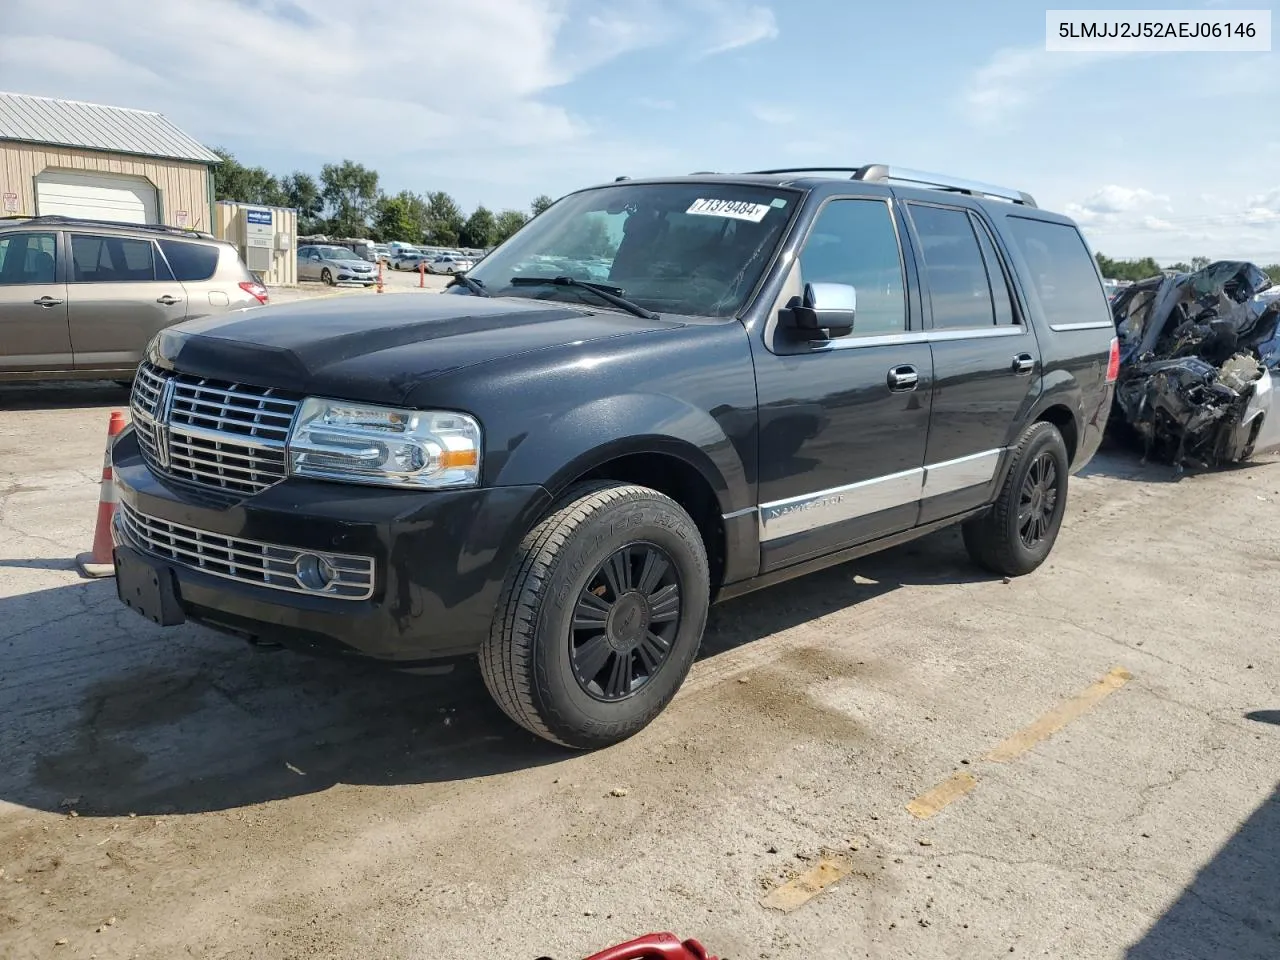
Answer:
110;165;1118;749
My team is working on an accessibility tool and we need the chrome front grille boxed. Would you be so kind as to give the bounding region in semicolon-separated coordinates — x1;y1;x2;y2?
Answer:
115;500;375;600
130;361;301;496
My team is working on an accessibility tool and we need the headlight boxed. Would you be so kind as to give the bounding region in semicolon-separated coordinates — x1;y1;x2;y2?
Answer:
287;399;482;489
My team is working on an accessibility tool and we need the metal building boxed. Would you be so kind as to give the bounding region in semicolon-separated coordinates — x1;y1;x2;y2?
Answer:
0;92;219;230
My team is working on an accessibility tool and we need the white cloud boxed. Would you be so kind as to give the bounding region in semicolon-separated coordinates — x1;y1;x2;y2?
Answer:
1071;185;1280;262
1064;185;1172;226
695;1;778;56
0;0;778;206
1246;188;1280;217
959;45;1106;126
748;103;794;125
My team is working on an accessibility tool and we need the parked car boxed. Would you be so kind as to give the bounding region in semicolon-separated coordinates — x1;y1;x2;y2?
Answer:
372;243;392;264
0;214;267;383
297;245;378;286
109;164;1116;749
391;250;433;271
426;253;474;275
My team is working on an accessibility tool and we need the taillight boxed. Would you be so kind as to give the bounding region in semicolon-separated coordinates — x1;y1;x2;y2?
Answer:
1105;336;1120;383
239;280;269;304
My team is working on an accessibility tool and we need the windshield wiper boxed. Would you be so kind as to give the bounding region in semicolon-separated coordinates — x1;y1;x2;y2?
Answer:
509;276;659;319
446;273;490;297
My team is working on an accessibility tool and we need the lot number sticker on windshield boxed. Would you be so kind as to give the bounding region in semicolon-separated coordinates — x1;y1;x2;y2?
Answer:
686;198;773;222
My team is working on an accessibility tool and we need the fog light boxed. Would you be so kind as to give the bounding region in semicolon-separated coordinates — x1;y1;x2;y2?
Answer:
295;553;338;591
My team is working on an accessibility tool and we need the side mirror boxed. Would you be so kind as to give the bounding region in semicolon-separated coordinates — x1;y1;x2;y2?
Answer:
782;282;856;339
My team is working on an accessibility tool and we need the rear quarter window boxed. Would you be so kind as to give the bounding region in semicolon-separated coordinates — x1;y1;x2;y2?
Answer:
159;240;220;282
1005;218;1110;327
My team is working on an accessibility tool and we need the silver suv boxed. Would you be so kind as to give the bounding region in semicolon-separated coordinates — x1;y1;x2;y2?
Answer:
0;215;268;383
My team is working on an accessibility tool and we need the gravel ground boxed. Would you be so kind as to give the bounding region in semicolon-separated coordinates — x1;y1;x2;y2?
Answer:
270;267;451;303
0;379;1276;960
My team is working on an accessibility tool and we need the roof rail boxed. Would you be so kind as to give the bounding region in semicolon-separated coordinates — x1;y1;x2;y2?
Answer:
744;164;1037;207
853;164;1036;206
0;214;216;239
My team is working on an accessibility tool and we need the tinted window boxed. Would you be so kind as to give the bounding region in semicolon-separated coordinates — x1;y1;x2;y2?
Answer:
0;232;57;285
1005;217;1110;327
969;214;1017;325
909;204;997;329
70;234;157;282
797;199;906;334
159;239;219;281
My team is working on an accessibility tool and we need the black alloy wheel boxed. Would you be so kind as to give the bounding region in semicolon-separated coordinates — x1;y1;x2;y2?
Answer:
1018;452;1059;548
570;542;683;702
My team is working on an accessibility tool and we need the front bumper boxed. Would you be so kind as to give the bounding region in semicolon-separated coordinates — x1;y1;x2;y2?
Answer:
338;271;376;282
110;426;551;664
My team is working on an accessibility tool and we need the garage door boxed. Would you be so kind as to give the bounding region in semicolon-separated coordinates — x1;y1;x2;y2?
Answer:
35;170;159;224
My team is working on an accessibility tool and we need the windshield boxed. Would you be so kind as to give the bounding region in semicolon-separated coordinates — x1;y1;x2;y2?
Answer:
319;246;361;260
465;182;799;317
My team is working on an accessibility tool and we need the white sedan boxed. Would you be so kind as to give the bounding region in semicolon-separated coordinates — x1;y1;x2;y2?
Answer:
426;254;474;275
391;251;432;271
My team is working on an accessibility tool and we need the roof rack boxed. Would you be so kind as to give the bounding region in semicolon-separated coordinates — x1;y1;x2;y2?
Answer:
0;214;216;239
744;164;1037;207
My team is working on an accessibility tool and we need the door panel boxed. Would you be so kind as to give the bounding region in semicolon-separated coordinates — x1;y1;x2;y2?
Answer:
67;233;188;372
0;231;72;375
900;201;1043;523
756;197;933;572
36;170;158;223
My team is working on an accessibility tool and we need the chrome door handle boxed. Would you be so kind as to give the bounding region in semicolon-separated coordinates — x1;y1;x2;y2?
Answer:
156;295;181;305
887;364;919;391
33;296;64;307
1012;353;1036;375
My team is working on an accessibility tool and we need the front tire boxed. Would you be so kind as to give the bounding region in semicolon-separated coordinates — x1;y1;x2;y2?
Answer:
321;268;334;286
480;481;710;750
962;421;1070;577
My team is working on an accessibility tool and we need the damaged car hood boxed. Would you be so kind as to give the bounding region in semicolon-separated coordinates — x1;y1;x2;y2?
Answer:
1110;261;1280;469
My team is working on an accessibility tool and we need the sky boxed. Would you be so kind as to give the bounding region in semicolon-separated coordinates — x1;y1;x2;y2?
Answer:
2;0;1278;263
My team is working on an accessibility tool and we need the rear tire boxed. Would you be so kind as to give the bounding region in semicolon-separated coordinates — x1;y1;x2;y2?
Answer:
962;421;1070;577
479;481;710;750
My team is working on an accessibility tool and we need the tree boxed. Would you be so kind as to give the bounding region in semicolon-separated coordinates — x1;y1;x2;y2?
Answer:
493;209;529;244
374;193;419;243
211;147;286;206
424;191;464;246
282;172;324;232
530;194;555;217
320;160;380;237
1094;253;1164;283
1265;264;1280;283
560;215;615;259
1190;256;1211;271
1168;261;1191;273
460;205;497;248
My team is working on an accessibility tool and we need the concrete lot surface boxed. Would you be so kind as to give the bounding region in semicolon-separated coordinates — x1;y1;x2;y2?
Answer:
0;380;1276;960
270;267;452;303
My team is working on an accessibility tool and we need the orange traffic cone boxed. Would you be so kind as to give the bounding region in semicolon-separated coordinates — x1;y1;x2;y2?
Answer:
76;410;127;578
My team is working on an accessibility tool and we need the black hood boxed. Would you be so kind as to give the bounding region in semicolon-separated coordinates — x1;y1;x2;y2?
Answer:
151;293;683;405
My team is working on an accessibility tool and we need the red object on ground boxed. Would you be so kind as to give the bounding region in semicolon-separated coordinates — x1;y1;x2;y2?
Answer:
377;262;385;293
580;932;718;960
76;409;127;578
419;262;426;287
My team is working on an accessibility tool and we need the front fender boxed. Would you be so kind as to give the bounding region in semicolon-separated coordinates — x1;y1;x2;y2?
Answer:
491;392;753;516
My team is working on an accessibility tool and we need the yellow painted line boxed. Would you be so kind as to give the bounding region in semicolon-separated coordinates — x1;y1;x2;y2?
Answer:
759;857;852;912
906;772;978;820
984;666;1132;763
906;666;1132;820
